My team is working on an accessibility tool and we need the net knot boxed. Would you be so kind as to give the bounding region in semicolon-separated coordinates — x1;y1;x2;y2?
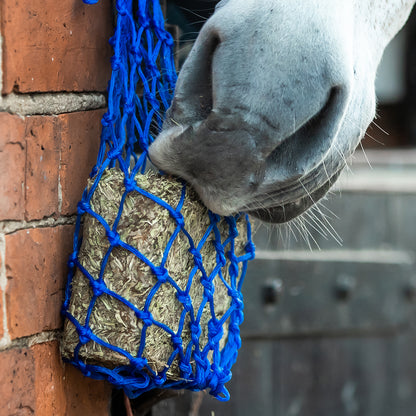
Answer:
171;335;182;348
227;251;239;277
90;279;107;297
161;32;174;47
190;322;202;340
130;43;143;59
212;240;226;267
77;200;90;215
110;56;123;71
144;91;160;109
228;224;239;239
78;325;93;345
154;27;174;47
154;266;169;283
67;252;77;269
176;291;192;312
171;211;184;228
154;375;166;387
179;361;192;377
208;319;223;343
245;241;256;258
131;357;147;369
116;0;128;16
228;289;243;309
201;279;214;299
137;311;153;327
106;230;121;246
190;248;203;269
107;147;121;160
137;13;150;29
124;101;135;114
124;176;137;193
102;112;115;127
145;58;161;78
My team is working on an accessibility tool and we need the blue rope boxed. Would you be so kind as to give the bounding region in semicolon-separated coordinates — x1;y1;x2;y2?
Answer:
62;0;255;400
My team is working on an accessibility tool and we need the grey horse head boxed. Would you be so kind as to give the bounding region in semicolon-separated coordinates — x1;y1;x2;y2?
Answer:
149;0;415;222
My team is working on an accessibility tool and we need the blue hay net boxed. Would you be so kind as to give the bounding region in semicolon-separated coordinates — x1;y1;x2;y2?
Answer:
62;0;255;400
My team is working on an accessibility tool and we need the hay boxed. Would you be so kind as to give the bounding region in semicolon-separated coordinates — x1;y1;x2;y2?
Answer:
61;168;249;380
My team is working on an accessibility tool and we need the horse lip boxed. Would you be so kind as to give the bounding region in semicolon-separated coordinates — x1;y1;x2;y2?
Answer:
246;170;342;223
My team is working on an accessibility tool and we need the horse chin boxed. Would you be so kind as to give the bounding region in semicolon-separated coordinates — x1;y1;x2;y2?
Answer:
247;170;342;223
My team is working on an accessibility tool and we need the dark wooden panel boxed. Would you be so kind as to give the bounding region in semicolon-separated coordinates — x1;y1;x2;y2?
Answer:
252;193;393;251
181;335;416;416
396;324;416;415
270;337;398;416
242;259;415;337
252;193;416;253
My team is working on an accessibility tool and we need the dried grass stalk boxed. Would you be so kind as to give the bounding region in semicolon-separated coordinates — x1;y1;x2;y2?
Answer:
62;168;249;380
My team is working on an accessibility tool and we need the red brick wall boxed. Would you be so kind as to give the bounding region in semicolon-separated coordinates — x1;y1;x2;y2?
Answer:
0;1;114;414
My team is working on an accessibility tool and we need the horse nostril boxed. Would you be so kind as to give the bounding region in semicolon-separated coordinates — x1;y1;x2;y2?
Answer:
311;86;341;127
264;86;346;182
304;87;340;131
197;33;220;119
170;28;221;123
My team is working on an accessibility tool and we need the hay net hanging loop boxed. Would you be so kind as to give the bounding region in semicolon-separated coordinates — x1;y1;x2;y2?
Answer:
61;0;255;400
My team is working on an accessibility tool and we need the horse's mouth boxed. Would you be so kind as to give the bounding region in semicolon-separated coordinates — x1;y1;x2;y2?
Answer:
246;170;342;223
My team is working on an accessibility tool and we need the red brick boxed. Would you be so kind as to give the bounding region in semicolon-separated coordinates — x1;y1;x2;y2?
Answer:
59;110;103;215
5;225;74;339
0;287;3;341
1;0;113;94
25;116;61;221
0;347;36;415
32;342;111;415
0;342;111;415
0;113;63;221
0;113;26;221
0;298;3;341
0;250;3;340
62;355;112;415
32;342;66;416
0;110;104;220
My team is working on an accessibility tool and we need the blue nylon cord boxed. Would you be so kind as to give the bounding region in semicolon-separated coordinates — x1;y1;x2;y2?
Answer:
62;0;255;400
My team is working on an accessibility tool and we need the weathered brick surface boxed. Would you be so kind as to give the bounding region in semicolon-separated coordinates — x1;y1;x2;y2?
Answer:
0;113;26;221
0;347;36;415
0;111;103;221
25;116;61;221
0;292;3;341
5;225;74;339
0;251;4;340
62;354;112;415
32;342;66;416
32;342;111;416
1;342;111;415
1;0;113;94
0;286;3;341
59;110;104;215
